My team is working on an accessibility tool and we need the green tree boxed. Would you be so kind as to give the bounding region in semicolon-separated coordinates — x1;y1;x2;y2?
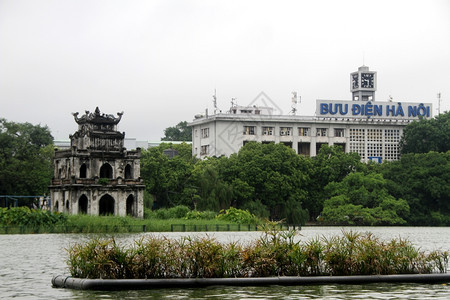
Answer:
320;172;410;225
161;121;192;141
400;111;449;154
0;119;54;196
307;145;365;221
381;151;450;225
192;163;233;211
225;142;310;223
140;143;196;209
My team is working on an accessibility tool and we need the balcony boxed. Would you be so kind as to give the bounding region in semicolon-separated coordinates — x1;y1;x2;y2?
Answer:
51;177;144;186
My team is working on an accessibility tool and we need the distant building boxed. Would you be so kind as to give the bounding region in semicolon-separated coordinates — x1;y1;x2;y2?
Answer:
49;107;145;217
189;66;433;162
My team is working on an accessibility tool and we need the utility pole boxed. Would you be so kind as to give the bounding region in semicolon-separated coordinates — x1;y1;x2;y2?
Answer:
437;92;441;116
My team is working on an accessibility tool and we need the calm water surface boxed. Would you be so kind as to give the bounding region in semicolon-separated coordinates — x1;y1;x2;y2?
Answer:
0;227;449;299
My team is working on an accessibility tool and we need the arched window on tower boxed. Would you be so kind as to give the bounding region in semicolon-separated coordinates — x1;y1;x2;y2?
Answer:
99;194;115;215
79;195;88;214
100;163;113;179
125;164;132;179
80;164;87;178
126;194;134;216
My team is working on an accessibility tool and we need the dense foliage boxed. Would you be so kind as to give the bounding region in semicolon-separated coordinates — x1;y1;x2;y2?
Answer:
0;118;53;196
320;172;410;225
307;145;365;220
161;121;192;141
0;207;67;227
67;230;449;279
399;111;449;154
380;151;450;225
141;142;310;224
140;140;449;226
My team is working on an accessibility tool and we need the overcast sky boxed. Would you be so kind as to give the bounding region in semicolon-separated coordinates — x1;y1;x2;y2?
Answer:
1;0;449;141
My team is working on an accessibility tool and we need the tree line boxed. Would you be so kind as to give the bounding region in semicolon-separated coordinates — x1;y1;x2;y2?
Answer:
141;141;449;225
1;112;448;225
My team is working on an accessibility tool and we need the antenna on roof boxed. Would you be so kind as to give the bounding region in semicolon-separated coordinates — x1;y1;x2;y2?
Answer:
231;97;237;107
290;91;300;115
437;92;441;115
212;89;217;114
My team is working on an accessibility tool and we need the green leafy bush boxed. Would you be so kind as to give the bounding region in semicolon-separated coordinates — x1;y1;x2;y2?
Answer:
152;205;190;219
0;207;67;227
185;210;216;220
144;208;154;219
216;207;260;224
241;199;270;219
167;205;190;218
98;178;109;185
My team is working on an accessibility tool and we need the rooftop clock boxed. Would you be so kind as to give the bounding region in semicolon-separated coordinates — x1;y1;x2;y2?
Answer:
361;73;374;88
351;73;359;89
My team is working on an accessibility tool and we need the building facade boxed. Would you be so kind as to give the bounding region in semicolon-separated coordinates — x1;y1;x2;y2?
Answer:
49;107;145;217
189;66;432;162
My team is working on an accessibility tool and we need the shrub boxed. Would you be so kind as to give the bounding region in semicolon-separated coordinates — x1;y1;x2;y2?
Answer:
216;207;260;224
98;178;109;185
144;208;154;219
167;205;190;218
241;200;270;219
151;205;191;219
185;210;216;220
0;207;67;227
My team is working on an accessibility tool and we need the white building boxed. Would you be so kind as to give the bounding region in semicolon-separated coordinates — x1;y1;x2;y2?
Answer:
189;66;432;163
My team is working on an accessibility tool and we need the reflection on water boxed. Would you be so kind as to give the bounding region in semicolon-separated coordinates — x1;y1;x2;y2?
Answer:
0;227;449;299
70;284;450;300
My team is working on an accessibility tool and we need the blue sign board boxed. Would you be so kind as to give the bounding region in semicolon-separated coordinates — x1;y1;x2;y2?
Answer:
316;100;432;119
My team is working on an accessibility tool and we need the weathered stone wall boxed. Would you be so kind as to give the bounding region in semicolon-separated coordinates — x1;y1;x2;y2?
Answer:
49;108;144;218
52;187;144;218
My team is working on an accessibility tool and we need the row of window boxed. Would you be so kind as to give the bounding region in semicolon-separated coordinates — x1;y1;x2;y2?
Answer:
197;126;347;138
57;163;134;179
197;141;400;161
198;127;400;141
243;126;345;137
55;194;136;216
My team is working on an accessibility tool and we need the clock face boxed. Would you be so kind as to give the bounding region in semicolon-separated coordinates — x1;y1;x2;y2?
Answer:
351;73;359;89
361;73;374;88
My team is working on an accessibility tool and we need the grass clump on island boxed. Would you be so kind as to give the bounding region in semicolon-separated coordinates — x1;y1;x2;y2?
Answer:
0;206;267;233
67;229;449;279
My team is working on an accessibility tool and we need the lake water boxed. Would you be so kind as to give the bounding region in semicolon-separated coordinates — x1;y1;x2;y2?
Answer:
1;227;449;299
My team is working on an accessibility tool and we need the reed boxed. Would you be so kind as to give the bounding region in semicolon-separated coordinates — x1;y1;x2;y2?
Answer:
66;229;449;279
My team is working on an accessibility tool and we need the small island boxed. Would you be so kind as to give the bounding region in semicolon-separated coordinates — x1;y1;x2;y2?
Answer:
52;229;450;290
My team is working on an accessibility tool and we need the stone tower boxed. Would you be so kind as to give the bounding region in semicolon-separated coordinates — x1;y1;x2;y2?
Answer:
49;107;144;218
